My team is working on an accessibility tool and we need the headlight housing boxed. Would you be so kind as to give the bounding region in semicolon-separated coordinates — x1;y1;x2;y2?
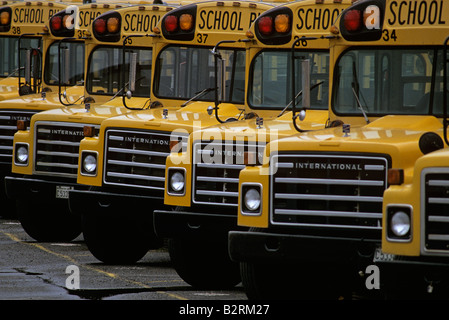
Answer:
241;184;262;216
167;168;186;195
14;143;29;165
80;151;97;176
386;205;412;242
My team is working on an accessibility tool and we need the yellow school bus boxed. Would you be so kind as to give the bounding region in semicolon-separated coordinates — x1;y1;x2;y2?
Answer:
68;0;279;266
0;1;82;215
157;0;353;290
6;2;177;241
379;44;449;297
0;1;75;100
228;0;449;299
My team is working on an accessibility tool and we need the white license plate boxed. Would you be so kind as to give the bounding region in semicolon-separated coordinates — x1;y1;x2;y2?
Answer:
55;186;74;199
373;248;396;262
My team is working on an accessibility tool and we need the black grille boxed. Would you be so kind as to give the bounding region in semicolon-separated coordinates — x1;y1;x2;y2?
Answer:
35;122;95;178
423;170;449;255
193;140;264;207
0;110;36;163
271;153;388;233
104;129;173;191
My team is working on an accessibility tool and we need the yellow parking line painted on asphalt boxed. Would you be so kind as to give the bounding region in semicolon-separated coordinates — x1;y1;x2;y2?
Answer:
2;231;187;300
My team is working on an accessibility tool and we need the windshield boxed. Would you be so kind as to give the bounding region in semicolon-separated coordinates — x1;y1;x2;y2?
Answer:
86;46;152;97
0;36;41;78
154;45;245;104
44;41;84;87
333;47;449;116
248;50;329;110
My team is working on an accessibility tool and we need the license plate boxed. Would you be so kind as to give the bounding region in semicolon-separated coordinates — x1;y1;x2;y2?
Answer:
373;247;396;262
55;186;74;199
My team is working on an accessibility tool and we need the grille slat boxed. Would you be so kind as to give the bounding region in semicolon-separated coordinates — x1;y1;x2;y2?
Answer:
35;122;94;178
193;141;265;207
270;153;388;234
104;129;177;191
0;110;36;161
423;171;449;255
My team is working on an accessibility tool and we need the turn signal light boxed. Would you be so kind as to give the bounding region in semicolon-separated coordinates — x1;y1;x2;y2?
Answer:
0;10;10;25
179;14;193;31
17;120;27;131
83;126;96;138
62;14;73;29
274;14;289;33
107;17;120;33
388;168;404;186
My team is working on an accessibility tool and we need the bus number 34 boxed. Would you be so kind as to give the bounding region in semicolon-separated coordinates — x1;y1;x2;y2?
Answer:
382;29;397;42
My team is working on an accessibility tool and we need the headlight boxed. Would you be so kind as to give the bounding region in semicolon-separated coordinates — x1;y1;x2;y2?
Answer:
391;211;410;237
83;155;97;173
81;152;97;176
244;188;261;211
168;169;186;195
15;144;29;165
241;184;262;215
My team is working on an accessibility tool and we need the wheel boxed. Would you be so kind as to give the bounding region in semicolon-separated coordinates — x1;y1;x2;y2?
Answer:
81;209;162;264
241;260;353;300
168;237;241;289
16;199;81;242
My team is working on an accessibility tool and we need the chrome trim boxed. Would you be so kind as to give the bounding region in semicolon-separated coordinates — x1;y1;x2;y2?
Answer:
421;167;449;256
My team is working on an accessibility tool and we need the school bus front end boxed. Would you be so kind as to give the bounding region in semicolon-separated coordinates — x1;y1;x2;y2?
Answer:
5;3;174;243
156;0;354;291
229;0;449;299
68;1;275;269
379;149;449;297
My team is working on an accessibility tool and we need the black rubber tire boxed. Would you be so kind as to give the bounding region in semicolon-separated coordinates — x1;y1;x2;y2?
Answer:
168;236;241;289
16;199;81;242
81;209;162;264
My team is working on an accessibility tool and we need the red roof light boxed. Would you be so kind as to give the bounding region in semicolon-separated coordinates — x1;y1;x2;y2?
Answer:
164;15;178;32
258;16;273;36
343;9;362;32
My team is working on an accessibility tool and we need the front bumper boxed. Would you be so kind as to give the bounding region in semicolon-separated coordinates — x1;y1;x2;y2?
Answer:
69;189;165;217
228;229;379;264
5;175;85;203
153;208;241;239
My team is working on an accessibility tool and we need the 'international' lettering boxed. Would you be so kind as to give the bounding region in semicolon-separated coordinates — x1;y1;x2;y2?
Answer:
388;0;446;26
295;162;363;171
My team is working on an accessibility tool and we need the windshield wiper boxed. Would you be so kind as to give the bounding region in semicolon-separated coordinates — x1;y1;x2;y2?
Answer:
351;83;370;124
181;87;216;107
351;61;369;124
278;81;324;117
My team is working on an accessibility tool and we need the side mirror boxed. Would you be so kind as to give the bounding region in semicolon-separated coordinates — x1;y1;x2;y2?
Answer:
301;59;310;113
128;52;137;94
62;47;70;85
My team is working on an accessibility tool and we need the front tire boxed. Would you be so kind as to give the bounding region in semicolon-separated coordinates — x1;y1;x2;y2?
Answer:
168;237;241;289
81;209;162;264
16;199;81;242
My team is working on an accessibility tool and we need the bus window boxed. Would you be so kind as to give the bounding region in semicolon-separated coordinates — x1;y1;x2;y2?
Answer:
333;47;447;116
0;37;41;78
44;41;84;86
154;45;245;104
86;46;152;97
